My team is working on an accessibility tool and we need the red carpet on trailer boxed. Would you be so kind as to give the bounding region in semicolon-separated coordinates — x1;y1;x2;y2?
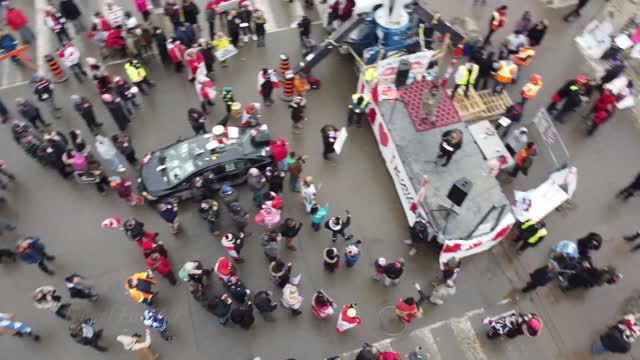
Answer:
399;79;462;132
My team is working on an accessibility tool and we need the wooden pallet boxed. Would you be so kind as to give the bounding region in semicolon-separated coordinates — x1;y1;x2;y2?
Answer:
449;87;486;122
474;90;513;122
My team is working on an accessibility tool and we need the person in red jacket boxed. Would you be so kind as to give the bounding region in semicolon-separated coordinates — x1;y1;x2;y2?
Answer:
395;283;427;324
146;252;177;285
269;138;289;172
5;5;35;44
185;48;204;81
483;5;508;46
167;38;185;72
586;89;616;136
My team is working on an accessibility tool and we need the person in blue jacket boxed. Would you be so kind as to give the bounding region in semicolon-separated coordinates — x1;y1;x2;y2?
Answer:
16;236;55;275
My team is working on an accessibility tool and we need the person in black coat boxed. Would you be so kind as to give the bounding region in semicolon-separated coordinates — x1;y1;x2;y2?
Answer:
225;276;249;303
526;20;548;47
521;263;557;293
617;173;640;201
59;0;83;33
198;39;216;74
279;218;303;250
230;301;255;330
113;133;138;165
253;290;277;320
43;138;70;177
188;108;207;134
594;316;637;354
101;94;130;132
71;95;102;134
152;27;171;65
576;232;603;259
324;210;353;242
16;98;50;130
227;10;241;47
206;294;232;325
474;51;495;91
0;97;9;123
437;129;463;167
267;170;285;194
297;15;311;41
563;0;590;22
321;124;339;160
181;0;200;27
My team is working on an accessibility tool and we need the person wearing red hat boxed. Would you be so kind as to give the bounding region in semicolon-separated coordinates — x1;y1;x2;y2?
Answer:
549;75;592;123
336;304;361;334
214;256;234;282
483;5;507;46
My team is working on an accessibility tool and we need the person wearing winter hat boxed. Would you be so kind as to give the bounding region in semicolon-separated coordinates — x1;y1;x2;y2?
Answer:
229;202;250;233
71;95;102;134
381;258;405;287
199;199;220;235
279;218;303;250
219;185;239;209
247;168;266;207
281;283;303;316
214;256;235;282
188;108;207;134
225;276;250;303
324;210;353;242
230;301;255;330
269;258;300;289
344;240;362;267
253;290;278;320
205;294;232;325
336;304;361;334
311;290;335;319
373;257;387;281
261;230;281;261
116;328;158;359
221;232;245;263
101;93;130;132
323;247;340;272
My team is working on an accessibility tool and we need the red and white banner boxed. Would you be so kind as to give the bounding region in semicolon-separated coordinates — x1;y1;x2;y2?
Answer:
439;212;516;265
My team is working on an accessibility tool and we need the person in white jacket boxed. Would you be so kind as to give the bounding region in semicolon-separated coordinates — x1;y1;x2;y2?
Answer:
103;0;124;28
95;135;125;172
194;76;216;114
57;42;87;82
116;328;159;360
32;285;72;320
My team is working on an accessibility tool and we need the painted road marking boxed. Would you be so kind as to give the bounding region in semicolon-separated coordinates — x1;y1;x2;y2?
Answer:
35;0;49;74
413;328;442;360
253;0;278;32
451;317;488;360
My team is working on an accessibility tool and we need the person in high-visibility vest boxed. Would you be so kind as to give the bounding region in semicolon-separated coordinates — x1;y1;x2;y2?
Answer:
513;220;547;254
515;45;536;67
483;5;507;46
364;66;376;83
519;73;543;106
124;59;155;95
451;62;479;100
222;86;234;113
493;56;518;95
510;141;536;179
347;93;369;127
125;271;158;306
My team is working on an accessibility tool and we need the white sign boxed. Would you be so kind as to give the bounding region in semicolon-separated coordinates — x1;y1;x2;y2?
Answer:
376;51;434;84
215;0;240;13
334;127;348;155
215;45;238;62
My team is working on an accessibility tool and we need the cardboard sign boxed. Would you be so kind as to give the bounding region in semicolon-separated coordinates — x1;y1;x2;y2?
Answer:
215;45;238;61
334;127;348;155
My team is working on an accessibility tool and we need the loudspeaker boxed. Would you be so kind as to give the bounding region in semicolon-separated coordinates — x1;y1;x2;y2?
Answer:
447;177;473;207
395;59;411;88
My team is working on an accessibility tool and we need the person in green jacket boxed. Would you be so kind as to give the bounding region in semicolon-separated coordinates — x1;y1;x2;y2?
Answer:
309;203;328;232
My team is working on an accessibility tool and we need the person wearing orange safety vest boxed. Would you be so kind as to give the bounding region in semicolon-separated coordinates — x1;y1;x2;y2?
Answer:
510;141;536;179
513;219;547;254
451;62;479;100
493;57;518;95
483;5;508;46
519;74;543;106
125;271;158;306
515;46;536;67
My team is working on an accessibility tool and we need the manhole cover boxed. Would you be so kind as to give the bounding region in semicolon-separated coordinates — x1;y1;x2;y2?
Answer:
379;306;407;336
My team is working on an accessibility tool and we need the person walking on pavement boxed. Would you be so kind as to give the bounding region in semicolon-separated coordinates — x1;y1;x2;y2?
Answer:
281;283;303;316
157;199;180;234
188;108;207;134
269;258;296;289
247;168;266;207
16;236;56;275
258;68;278;106
380;258;405;287
592;313;639;354
141;309;174;342
344;240;362;267
261;230;281;261
5;5;35;45
563;0;590;22
289;96;306;131
32;286;71;320
114;77;141;117
270;138;289;171
437;129;463;167
451;62;479;100
347;93;369;127
279;218;303;250
146;252;178;286
297;15;311;41
32;73;62;119
117;328;159;360
101;94;131;132
302;176;318;212
44;6;72;46
0;98;10;124
71;95;102;134
57;42;87;82
624;230;640;251
113;133;139;165
509;142;536;179
230;202;250;233
513;220;547;254
310;203;329;232
617;173;640;201
221;232;246;263
96;134;126;172
230;301;255;329
125;59;155;95
69;318;108;352
0;312;41;341
253;290;278;321
65;274;98;301
519;74;543;107
125;271;158;306
323;247;340;272
586;89;616;136
195;76;216;114
324;210;353;242
521;263;559;293
204;293;233;325
16;98;50;130
287;152;307;191
527;20;548;47
577;232;603;259
483;5;507;46
548;75;591;122
311;290;336;319
199;199;220;235
253;9;267;47
395;283;427;324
